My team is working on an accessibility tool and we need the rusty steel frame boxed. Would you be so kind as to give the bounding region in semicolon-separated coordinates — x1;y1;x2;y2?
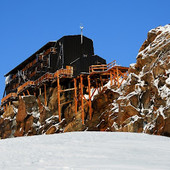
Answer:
80;75;84;124
1;60;128;125
57;72;61;122
74;78;78;114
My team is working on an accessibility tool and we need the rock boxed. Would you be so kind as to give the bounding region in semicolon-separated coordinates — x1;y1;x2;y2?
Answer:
141;73;154;85
16;98;27;123
153;63;166;78
40;108;47;124
139;31;158;52
23;95;39;113
3;130;11;139
154;115;165;135
48;87;58;111
135;55;144;72
122;105;139;117
133;118;144;132
123;85;136;96
141;90;151;109
154;97;166;108
2;105;15;118
14;122;25;137
105;89;120;101
129;94;139;108
64;119;85;132
64;103;76;123
163;107;170;118
25;115;34;134
46;126;57;134
162;117;170;137
130;74;139;85
37;97;44;113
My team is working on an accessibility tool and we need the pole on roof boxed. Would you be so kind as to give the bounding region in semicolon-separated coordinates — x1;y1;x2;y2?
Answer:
80;24;84;44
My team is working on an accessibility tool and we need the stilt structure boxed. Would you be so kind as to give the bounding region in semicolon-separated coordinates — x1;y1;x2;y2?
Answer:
80;75;84;124
87;75;92;120
74;78;77;114
44;84;47;106
57;72;61;122
1;60;128;124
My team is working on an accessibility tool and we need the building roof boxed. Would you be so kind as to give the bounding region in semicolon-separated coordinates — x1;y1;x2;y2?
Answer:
4;41;56;77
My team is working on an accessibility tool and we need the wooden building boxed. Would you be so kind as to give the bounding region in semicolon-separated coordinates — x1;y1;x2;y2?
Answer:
4;35;106;96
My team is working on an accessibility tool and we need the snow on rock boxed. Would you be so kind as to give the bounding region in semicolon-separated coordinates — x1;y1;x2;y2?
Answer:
0;132;170;170
90;24;170;136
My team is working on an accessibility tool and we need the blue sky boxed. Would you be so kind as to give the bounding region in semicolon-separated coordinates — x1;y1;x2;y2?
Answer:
0;0;169;98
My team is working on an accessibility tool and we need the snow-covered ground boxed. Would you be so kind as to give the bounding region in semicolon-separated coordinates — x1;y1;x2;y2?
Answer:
0;132;169;170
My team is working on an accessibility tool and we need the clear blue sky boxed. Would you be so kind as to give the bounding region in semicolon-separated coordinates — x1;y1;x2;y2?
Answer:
0;0;169;98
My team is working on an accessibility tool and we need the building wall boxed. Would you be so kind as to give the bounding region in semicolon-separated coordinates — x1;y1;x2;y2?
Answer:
4;35;106;95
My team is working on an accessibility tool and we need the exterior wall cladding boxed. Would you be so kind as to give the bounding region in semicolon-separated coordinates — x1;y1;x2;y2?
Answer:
4;35;106;95
51;35;106;76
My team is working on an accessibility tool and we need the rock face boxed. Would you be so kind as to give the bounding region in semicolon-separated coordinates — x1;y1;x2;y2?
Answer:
0;24;170;139
94;24;170;136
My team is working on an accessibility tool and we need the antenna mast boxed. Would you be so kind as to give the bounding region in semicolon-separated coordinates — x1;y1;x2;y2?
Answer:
80;24;84;44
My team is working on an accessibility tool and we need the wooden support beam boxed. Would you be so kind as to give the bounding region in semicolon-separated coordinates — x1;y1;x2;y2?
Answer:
27;90;30;95
9;101;11;106
57;73;61;122
74;78;77;114
60;100;72;106
3;106;6;112
82;95;88;104
90;88;97;100
116;67;119;87
39;88;41;96
119;71;128;87
23;92;25;96
110;71;113;86
60;88;75;92
44;84;47;106
100;75;103;88
88;75;92;120
80;75;84;124
100;75;103;92
95;79;99;93
113;69;116;86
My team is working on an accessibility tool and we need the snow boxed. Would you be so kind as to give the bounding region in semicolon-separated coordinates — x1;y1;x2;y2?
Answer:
138;24;170;60
0;132;169;170
149;24;170;34
166;76;170;85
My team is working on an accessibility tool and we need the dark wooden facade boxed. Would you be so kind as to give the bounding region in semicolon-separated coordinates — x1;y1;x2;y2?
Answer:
4;35;106;95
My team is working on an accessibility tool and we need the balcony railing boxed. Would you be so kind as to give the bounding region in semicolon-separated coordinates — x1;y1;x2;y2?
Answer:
54;66;73;78
17;81;35;94
1;93;18;105
89;60;116;73
35;72;53;86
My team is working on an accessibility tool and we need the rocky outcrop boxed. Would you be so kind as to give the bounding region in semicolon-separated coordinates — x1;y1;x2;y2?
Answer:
0;24;170;139
92;24;170;136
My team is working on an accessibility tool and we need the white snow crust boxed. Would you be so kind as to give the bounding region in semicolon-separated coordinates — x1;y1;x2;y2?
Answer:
0;132;169;170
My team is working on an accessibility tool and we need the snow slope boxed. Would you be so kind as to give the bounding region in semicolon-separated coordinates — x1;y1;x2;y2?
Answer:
0;132;169;170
